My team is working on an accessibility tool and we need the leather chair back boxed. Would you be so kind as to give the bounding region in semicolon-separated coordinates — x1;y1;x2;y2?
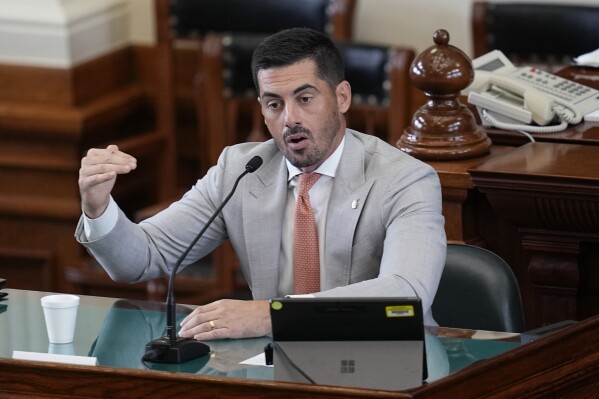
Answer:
432;243;526;333
171;0;355;39
472;2;599;67
339;42;394;107
337;41;415;144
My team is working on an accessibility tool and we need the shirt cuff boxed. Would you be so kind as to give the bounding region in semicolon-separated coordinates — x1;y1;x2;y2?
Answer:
83;196;118;240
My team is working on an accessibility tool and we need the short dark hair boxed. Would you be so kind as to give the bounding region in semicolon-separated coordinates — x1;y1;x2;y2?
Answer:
251;27;345;93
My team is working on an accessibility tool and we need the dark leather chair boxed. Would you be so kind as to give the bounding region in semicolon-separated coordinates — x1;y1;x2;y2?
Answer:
170;0;356;39
472;2;599;70
432;243;525;333
337;41;416;146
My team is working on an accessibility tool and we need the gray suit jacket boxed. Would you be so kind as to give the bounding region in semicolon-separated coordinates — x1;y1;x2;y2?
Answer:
76;130;446;324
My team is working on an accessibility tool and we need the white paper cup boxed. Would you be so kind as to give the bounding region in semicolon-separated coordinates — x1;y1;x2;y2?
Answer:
48;343;76;355
41;294;80;344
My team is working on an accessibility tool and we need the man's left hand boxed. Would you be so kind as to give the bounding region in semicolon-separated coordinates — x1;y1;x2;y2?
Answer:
179;299;271;340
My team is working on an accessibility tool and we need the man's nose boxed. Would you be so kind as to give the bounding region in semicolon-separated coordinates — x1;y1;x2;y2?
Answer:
283;103;300;127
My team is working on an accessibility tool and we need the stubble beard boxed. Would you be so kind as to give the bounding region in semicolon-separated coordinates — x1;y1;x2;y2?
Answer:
278;106;341;169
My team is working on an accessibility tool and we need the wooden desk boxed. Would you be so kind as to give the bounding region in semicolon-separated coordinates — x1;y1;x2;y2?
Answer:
0;289;598;398
469;142;599;328
412;314;599;398
427;66;599;328
427;145;513;245
430;135;599;328
484;116;599;147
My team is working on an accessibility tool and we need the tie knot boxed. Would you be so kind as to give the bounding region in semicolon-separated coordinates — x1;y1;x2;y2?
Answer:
298;173;321;195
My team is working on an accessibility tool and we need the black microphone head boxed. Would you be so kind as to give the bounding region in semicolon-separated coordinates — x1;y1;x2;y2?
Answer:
245;156;263;173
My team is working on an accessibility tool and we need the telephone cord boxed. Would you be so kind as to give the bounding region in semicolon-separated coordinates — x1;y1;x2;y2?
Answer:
552;100;583;124
481;109;568;133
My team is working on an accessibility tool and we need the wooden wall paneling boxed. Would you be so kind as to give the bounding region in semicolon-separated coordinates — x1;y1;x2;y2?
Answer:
0;43;173;294
0;208;83;293
132;43;204;187
0;47;135;107
0;248;54;291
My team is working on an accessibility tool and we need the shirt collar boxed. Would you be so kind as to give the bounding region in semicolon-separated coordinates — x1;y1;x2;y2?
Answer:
286;134;345;181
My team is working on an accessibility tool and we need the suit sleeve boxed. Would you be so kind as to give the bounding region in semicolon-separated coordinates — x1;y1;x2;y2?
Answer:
315;161;446;326
74;147;234;283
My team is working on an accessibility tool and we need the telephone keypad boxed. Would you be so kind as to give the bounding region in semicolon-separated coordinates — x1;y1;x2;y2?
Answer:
514;68;598;104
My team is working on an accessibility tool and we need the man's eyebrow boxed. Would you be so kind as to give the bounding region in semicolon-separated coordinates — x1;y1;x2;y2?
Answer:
260;84;320;101
260;91;281;101
293;84;319;95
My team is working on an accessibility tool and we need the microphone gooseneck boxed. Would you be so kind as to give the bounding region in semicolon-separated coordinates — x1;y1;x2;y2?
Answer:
144;155;263;363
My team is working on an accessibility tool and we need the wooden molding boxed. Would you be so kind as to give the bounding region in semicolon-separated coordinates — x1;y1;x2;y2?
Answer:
0;47;135;107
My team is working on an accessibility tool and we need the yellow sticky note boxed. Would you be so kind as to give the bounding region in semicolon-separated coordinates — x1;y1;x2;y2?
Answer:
385;305;414;317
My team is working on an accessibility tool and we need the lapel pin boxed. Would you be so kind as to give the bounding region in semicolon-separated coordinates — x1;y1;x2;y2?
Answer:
351;199;359;209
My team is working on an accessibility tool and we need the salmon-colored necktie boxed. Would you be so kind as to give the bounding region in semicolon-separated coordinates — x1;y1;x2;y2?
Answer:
293;173;322;294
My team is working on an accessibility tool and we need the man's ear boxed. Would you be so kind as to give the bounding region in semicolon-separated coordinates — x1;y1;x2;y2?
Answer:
336;80;352;113
257;96;265;115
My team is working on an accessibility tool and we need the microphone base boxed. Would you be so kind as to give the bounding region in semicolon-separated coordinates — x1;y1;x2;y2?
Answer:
144;336;210;364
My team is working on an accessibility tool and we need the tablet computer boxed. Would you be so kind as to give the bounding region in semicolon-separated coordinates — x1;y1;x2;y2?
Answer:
269;297;426;390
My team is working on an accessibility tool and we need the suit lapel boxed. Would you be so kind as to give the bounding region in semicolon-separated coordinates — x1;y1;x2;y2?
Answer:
324;132;374;288
242;152;288;299
240;132;374;295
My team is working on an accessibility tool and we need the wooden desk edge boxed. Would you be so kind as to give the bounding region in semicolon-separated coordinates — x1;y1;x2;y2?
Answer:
0;357;408;399
411;314;599;398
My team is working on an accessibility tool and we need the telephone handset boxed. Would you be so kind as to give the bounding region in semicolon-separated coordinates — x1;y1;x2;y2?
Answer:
464;50;599;133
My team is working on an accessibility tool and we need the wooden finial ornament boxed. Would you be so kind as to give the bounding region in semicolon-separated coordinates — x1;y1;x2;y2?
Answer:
397;29;491;160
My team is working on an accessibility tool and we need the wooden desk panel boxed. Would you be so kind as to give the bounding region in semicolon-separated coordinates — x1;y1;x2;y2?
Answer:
428;140;599;328
468;142;599;210
469;142;599;328
427;145;513;245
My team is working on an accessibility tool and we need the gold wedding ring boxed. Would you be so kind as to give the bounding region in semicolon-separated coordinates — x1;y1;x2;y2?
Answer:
209;320;216;330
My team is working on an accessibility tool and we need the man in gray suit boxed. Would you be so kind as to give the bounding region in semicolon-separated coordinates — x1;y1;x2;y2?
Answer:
76;28;446;340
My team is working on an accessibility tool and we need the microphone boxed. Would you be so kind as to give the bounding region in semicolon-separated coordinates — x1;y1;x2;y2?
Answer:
144;155;263;363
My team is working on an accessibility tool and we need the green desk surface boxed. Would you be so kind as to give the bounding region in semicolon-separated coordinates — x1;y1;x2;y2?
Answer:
0;289;520;384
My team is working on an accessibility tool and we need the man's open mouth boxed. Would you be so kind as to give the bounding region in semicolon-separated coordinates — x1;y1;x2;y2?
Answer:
288;135;307;144
285;132;310;150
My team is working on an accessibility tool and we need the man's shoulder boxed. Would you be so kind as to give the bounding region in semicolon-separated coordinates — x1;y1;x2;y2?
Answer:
346;129;430;168
343;130;440;196
223;139;281;165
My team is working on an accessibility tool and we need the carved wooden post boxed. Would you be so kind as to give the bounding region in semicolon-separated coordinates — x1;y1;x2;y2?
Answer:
398;29;491;160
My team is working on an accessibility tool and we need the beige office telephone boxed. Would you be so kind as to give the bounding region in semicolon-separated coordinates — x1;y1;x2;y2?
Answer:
464;50;599;133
